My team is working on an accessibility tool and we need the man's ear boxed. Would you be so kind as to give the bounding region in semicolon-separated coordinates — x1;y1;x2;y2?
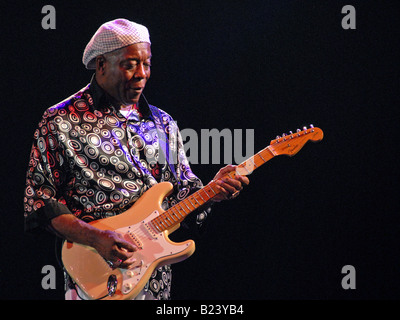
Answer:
96;55;106;75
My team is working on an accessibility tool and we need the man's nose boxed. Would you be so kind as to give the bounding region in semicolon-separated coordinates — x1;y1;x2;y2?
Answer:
134;63;147;79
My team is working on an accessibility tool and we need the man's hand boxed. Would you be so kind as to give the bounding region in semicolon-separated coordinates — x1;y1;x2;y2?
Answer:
50;214;138;269
93;230;138;269
210;164;250;202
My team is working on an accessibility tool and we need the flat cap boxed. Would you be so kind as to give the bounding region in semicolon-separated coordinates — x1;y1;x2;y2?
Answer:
82;18;151;69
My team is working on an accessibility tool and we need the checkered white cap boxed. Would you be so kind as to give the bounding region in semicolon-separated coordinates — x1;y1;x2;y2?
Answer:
82;18;151;69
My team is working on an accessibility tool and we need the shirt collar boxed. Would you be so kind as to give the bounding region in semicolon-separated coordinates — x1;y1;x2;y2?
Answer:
88;74;151;119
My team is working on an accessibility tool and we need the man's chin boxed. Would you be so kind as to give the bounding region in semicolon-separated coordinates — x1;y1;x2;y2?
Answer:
125;95;141;105
121;98;140;106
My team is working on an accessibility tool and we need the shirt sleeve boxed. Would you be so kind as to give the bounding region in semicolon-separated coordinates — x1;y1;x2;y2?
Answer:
23;110;72;233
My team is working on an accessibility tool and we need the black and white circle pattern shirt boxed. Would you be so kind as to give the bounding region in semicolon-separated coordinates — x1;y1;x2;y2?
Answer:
24;76;210;300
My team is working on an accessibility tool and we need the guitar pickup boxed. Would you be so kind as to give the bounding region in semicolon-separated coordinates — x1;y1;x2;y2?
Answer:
124;231;143;249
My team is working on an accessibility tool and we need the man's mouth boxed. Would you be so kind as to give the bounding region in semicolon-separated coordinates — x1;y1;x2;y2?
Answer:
130;86;143;91
127;87;143;96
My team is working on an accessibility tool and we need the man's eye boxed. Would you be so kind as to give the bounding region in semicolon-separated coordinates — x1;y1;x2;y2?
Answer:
124;61;151;69
126;63;137;69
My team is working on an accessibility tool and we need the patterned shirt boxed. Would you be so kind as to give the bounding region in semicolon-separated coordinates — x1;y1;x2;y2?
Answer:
24;76;210;299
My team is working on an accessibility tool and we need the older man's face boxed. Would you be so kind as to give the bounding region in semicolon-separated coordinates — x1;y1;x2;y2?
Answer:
99;42;151;106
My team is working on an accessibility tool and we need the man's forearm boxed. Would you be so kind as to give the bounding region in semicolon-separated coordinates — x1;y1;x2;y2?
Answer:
50;214;102;248
50;214;137;266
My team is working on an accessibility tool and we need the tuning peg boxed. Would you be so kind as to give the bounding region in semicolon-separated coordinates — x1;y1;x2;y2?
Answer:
296;129;301;133
289;131;293;134
282;133;286;136
310;124;314;128
276;135;281;139
303;126;307;130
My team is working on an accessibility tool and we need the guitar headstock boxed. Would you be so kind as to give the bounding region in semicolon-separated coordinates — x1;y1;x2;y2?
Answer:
269;125;324;157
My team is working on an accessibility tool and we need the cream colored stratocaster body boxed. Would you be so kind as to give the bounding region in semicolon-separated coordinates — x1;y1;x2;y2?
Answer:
62;182;195;300
62;126;324;300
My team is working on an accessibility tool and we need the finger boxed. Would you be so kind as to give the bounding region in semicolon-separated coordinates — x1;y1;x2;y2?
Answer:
215;179;236;196
116;234;138;252
224;168;249;184
112;239;137;260
214;182;230;200
108;259;122;269
210;185;226;202
219;164;237;174
112;247;134;263
213;165;237;180
236;175;250;186
120;256;139;269
221;177;244;192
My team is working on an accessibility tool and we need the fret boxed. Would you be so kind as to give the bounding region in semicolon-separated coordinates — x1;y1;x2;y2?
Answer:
187;197;197;209
239;163;251;175
149;220;162;233
208;185;217;196
249;157;258;168
174;207;184;219
152;220;162;232
197;191;207;203
149;124;317;237
203;185;215;198
187;196;197;210
192;195;202;206
160;220;168;229
150;144;278;235
242;159;256;173
163;215;172;226
181;200;191;212
201;188;212;200
177;203;188;216
167;210;175;221
165;218;173;227
227;171;235;179
147;133;286;235
257;151;267;163
265;146;276;157
166;210;178;222
168;207;182;221
163;211;171;222
153;216;164;228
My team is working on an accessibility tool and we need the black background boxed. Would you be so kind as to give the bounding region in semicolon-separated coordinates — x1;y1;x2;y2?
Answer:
0;0;398;300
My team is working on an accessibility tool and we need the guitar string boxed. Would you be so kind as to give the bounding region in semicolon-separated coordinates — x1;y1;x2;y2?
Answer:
124;145;277;236
119;135;309;249
149;147;274;232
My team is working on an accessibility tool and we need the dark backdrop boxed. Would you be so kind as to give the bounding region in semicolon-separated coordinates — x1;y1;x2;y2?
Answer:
1;0;398;300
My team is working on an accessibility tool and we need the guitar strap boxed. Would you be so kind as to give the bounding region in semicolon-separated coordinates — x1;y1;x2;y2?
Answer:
144;96;181;188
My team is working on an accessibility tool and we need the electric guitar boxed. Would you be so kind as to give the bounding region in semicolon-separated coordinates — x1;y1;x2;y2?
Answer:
62;125;324;300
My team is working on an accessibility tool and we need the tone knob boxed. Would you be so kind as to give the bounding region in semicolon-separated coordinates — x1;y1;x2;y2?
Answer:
126;270;135;278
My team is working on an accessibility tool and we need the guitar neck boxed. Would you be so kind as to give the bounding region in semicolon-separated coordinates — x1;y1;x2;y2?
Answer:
149;146;277;233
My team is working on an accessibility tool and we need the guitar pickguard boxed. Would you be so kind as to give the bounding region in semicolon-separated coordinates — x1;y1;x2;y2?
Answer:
115;210;192;296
